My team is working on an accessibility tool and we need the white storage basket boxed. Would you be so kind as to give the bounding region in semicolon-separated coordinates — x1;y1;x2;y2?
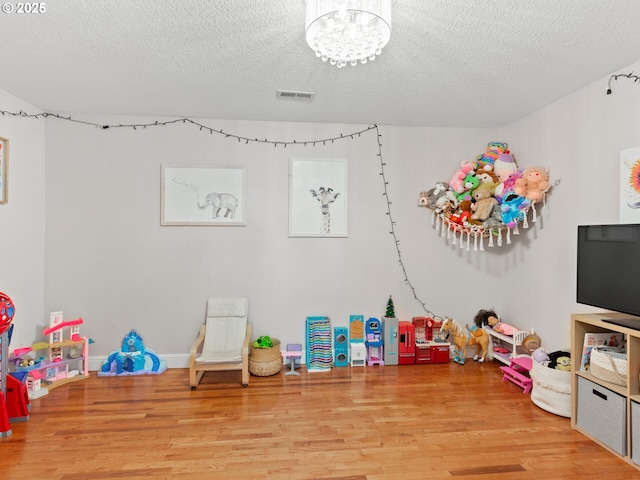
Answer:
590;347;627;387
530;358;571;418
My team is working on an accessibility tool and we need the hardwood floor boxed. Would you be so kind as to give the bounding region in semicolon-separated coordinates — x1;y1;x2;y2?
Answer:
3;361;640;480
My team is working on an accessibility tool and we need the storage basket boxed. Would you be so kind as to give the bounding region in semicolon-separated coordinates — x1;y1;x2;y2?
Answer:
249;338;282;376
530;358;571;417
590;347;627;387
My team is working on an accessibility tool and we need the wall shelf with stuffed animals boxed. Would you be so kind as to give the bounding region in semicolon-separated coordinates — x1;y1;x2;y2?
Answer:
418;142;554;250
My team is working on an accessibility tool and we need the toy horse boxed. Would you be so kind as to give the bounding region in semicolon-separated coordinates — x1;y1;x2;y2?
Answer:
440;317;492;364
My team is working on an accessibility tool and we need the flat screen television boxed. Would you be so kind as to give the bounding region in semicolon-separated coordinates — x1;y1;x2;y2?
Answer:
577;224;640;325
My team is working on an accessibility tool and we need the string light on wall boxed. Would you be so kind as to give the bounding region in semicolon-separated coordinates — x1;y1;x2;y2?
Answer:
1;108;434;316
606;72;640;95
305;0;392;68
375;125;434;317
0;109;376;146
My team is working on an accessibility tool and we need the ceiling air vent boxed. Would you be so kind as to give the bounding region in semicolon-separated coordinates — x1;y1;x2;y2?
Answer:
277;90;316;100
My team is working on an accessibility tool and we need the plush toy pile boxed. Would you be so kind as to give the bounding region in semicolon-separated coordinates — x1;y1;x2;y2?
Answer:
418;142;552;249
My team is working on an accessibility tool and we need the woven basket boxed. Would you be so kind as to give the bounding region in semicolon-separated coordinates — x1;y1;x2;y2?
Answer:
249;338;282;376
249;358;283;376
590;347;627;387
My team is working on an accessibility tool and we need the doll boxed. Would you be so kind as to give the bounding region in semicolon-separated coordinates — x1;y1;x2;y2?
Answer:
473;308;516;335
487;315;516;336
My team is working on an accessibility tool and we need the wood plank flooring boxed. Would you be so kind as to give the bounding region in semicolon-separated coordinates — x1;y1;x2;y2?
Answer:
3;361;640;480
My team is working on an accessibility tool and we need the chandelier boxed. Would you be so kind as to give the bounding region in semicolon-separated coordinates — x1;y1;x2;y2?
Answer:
305;0;392;68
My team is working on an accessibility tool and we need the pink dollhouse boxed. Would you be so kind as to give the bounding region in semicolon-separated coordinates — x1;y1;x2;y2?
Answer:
11;311;89;393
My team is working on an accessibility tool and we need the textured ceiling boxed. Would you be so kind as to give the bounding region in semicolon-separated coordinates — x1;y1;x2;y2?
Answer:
1;0;640;127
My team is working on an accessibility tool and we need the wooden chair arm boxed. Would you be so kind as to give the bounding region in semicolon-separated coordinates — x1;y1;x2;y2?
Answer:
242;323;253;356
189;324;206;360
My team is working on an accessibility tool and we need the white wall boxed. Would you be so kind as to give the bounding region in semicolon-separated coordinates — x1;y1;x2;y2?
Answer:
5;58;640;367
496;59;640;353
42;116;492;365
0;89;46;349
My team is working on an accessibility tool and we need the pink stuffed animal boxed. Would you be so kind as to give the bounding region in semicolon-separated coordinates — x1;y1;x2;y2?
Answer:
449;161;476;194
514;166;550;203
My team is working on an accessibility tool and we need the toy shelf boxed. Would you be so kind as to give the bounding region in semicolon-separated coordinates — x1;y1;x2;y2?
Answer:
483;326;532;364
11;338;89;391
571;312;640;470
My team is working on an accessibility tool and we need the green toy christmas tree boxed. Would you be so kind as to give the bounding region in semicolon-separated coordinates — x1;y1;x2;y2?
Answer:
385;295;395;318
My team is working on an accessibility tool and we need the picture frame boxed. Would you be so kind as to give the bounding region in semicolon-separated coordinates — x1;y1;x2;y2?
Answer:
161;165;246;226
0;136;8;204
620;146;640;223
289;157;348;237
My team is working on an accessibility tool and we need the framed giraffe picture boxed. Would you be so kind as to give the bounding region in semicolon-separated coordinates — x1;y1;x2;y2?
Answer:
288;157;348;237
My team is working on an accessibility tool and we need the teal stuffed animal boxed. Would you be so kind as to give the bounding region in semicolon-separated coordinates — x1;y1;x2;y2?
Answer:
500;193;530;228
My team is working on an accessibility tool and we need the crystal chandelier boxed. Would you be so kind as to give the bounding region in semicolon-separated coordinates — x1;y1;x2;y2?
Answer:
305;0;392;68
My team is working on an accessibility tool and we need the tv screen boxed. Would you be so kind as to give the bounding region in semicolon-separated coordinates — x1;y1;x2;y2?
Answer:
577;224;640;318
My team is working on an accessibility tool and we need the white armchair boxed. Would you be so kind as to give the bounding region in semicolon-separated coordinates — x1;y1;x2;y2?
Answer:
189;297;252;388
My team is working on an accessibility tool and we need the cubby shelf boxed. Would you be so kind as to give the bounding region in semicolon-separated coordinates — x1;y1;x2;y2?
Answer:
571;312;640;470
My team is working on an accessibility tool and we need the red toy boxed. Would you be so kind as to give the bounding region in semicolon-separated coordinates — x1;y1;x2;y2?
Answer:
1;292;17;437
0;291;16;335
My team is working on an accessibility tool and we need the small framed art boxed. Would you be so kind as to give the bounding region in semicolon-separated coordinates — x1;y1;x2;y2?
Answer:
289;157;348;237
161;165;246;226
0;136;8;204
620;146;640;223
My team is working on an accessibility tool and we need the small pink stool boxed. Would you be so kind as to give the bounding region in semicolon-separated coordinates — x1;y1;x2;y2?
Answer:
282;344;302;376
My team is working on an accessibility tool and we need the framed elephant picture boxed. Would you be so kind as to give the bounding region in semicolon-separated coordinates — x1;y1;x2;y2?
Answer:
161;165;246;226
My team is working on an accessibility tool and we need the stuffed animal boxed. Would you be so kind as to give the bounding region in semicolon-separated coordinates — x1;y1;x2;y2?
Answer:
455;172;480;202
252;336;273;348
547;350;571;371
500;193;530;228
477;170;499;185
458;199;473;214
420;182;449;209
476;142;507;170
449;209;471;227
449;161;476;194
435;190;459;215
514;166;550;203
493;151;518;182
493;151;521;200
532;347;550;364
470;183;498;224
484;206;504;229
